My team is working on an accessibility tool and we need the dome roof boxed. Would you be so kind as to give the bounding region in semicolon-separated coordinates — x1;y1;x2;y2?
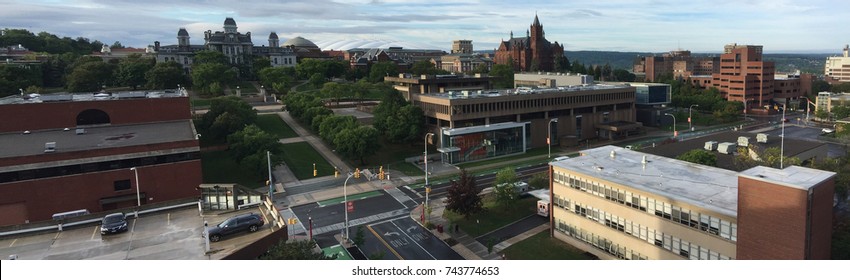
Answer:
178;28;189;37
269;32;278;39
224;17;236;26
282;36;319;50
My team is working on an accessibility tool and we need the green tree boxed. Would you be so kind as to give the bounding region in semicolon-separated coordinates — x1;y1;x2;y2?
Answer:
383;105;424;143
554;55;571;73
192;63;236;95
815;109;830;121
471;63;490;74
116;54;154;89
334;126;381;164
733;146;801;171
197;96;258;144
676;149;717;166
110;41;124;49
713;101;743;123
145;61;186;89
833;106;850;120
612;69;636;82
66;60;116;92
372;87;407;133
493;168;519;207
309;73;325;89
192;50;229;65
445;169;483;219
318;115;358;143
258;239;332;260
0;64;42;97
489;64;514;89
528;173;548;190
411;60;440;76
227;125;285;177
258;67;295;92
353;226;366;247
811;79;830;94
302;106;333;128
368;61;398;83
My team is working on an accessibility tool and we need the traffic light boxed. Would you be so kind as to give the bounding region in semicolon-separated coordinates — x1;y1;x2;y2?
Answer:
354;168;360;179
313;163;317;177
379;166;384;180
334;169;339;178
265;180;270;186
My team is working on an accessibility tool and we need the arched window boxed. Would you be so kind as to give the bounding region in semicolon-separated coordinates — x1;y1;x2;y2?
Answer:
76;109;111;126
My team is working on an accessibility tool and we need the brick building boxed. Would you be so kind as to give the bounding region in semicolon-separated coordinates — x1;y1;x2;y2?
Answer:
0;90;201;226
494;15;564;72
550;146;835;260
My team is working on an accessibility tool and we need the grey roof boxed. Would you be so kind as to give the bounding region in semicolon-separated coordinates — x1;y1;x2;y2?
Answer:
178;28;189;37
739;166;835;191
282;36;319;50
0;120;197;160
224;17;236;26
269;32;278;39
551;145;740;217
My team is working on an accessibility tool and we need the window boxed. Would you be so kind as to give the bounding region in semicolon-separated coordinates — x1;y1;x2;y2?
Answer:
114;179;131;191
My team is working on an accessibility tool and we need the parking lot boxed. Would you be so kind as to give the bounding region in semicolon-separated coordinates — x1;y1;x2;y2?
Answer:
0;206;272;260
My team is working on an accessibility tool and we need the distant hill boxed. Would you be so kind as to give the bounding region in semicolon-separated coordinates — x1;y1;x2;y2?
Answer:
480;50;830;74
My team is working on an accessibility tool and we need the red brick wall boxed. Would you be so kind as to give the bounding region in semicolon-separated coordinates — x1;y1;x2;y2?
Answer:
0;160;201;226
737;176;833;259
0;97;191;133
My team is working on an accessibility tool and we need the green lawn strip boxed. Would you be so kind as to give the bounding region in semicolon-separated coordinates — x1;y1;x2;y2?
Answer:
255;114;298;138
500;231;592;260
443;196;538;238
201;150;263;188
316;190;383;207
322;245;353;260
280;142;334;180
236;81;258;93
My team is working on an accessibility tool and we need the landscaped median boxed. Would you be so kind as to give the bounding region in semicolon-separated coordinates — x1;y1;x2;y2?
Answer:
315;191;383;207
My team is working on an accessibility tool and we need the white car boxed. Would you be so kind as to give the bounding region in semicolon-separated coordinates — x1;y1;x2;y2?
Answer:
822;128;834;134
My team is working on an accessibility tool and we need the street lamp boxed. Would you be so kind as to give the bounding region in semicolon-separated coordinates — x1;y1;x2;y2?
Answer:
267;151;273;202
664;113;677;139
689;104;699;131
343;170;361;242
548;118;558;158
129;167;141;218
424;132;434;216
780;104;786;169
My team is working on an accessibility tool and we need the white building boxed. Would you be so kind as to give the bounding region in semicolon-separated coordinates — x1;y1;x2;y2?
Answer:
825;44;850;83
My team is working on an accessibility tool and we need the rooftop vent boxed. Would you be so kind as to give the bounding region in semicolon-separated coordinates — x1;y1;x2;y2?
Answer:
756;133;768;143
75;128;86;135
610;150;616;158
704;141;718;151
44;142;56;153
737;136;751;147
642;155;648;164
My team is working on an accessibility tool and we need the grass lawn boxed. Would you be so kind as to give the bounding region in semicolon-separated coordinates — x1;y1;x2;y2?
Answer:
391;162;423;176
444;196;538;238
280;142;334;180
345;139;427;169
201;150;264;188
236;81;258;94
500;231;593;260
255;114;298;139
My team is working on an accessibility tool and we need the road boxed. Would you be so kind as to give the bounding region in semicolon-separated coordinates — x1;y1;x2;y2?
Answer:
365;217;463;260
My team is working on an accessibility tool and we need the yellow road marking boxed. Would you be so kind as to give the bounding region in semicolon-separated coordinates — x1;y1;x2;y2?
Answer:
367;225;403;260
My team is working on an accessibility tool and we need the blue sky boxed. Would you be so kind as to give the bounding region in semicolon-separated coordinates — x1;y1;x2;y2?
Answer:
3;0;849;53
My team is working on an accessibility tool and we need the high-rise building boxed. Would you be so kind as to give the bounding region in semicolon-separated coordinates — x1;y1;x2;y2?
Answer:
825;44;850;83
452;40;473;54
550;145;835;260
494;15;564;72
712;44;775;108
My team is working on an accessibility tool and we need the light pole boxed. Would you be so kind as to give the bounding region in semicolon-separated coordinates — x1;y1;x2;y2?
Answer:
129;167;141;218
343;170;360;242
548;118;558;158
780;104;786;169
267;151;273;202
424;132;434;216
689;104;699;131
664;113;677;139
802;97;811;125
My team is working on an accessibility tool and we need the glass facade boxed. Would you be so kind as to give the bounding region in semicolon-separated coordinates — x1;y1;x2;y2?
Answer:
439;123;526;164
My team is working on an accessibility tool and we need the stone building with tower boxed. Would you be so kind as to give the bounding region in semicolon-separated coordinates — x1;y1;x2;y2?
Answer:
494;15;565;72
152;18;296;73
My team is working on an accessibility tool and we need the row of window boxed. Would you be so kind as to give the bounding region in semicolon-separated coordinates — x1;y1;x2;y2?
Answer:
273;57;295;65
553;171;738;241
0;152;199;183
554;195;733;260
449;91;634;116
554;219;648;260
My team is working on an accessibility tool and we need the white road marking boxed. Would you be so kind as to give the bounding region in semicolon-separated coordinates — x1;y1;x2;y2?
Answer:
391;220;436;260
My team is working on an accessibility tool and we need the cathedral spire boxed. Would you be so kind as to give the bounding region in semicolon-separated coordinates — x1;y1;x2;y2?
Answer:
533;13;540;26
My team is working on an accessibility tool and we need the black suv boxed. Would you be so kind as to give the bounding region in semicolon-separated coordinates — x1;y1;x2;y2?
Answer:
206;213;265;242
100;213;128;235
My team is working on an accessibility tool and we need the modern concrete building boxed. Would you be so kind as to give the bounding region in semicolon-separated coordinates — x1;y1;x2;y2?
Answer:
494;15;564;72
0;90;201;226
408;85;638;164
550;145;835;260
452;40;473;54
385;73;495;101
433;53;493;73
825;44;850;83
514;72;593;88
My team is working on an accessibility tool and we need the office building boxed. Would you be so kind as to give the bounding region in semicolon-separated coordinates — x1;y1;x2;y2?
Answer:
0;90;201;226
550;145;835;259
514;72;594;88
433;53;493;73
816;91;850;116
452;40;473;54
633;49;718;82
825;45;850;83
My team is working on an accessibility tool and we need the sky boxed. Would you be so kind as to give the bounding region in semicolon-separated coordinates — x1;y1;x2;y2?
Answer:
3;0;849;53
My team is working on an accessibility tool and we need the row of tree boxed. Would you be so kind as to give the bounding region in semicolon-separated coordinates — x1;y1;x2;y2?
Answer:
1;29;109;55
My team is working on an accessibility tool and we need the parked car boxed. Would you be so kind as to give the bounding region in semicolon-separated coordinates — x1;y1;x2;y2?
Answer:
206;213;265;242
100;213;128;235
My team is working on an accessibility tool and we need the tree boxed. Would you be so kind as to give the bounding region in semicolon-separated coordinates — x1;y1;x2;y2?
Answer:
145;61;186;89
713;101;743;123
445;169;483;219
832;106;850;120
815;109;830;121
197;96;258;144
117;54;154;89
318;115;358;143
612;69;636;82
489;64;514;89
676;149;717;166
528;173;548;190
383;105;424;143
811;79;830;94
411;60;440;76
372;87;407;132
554;55;571;73
353;226;366;247
309;73;325;89
334;126;381;164
733;146;801;171
493;168;519;207
258;67;295;92
192;63;236;95
227;125;285;177
368;61;398;83
66;60;116;92
258;239;332;260
110;41;124;49
0;64;42;97
471;63;490;74
192;50;229;65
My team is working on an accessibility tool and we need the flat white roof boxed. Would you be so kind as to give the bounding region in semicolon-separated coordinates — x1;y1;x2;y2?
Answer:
739;166;835;191
551;145;740;217
442;122;526;136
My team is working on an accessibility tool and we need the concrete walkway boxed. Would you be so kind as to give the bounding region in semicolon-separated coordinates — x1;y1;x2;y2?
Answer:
273;111;353;189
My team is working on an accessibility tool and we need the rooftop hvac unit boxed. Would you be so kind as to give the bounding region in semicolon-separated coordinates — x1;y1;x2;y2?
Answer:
717;142;737;155
704;141;718;151
756;133;768;143
75;128;86;135
737;136;751;147
44;142;56;153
